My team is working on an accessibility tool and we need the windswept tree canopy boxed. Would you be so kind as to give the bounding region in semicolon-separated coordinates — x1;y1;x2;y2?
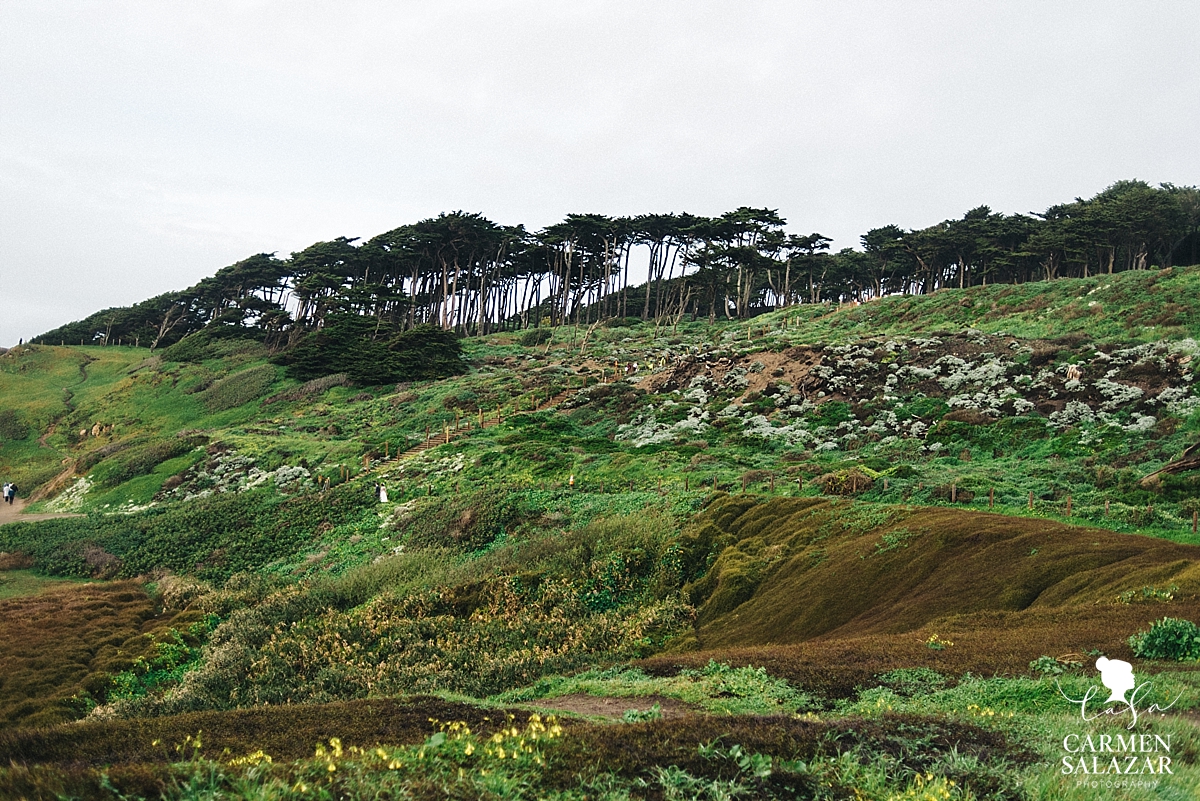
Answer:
32;181;1200;375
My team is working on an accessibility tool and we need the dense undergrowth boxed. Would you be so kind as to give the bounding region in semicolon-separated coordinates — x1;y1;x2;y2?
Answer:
5;267;1200;797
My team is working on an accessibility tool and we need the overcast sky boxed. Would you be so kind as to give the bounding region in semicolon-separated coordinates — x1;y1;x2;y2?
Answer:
1;1;1197;346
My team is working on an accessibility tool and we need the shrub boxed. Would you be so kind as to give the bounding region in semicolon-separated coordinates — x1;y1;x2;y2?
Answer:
161;329;265;363
263;373;350;404
398;487;523;551
520;328;553;346
198;365;278;412
95;438;194;488
1128;617;1200;661
0;409;30;441
875;667;948;697
0;485;377;581
276;317;465;385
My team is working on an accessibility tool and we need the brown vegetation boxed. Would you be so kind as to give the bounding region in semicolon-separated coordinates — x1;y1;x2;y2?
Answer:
652;496;1200;696
0;581;188;728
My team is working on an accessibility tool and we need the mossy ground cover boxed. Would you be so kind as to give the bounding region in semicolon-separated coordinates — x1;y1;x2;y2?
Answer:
674;496;1200;648
0;580;203;728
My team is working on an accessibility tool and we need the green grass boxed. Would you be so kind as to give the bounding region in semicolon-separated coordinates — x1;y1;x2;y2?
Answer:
491;660;815;717
0;569;86;601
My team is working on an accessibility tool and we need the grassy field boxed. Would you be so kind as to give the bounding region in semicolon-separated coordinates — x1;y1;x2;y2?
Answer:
4;267;1200;797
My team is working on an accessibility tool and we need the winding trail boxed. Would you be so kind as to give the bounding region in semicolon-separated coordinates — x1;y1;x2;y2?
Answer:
37;352;93;449
0;498;82;526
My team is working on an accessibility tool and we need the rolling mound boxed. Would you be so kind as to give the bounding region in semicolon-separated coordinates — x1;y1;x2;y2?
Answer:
679;496;1200;648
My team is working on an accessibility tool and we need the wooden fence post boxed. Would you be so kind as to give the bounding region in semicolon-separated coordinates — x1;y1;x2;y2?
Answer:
742;475;748;493
685;476;689;491
1066;495;1072;517
951;483;956;503
989;487;994;508
1104;499;1110;516
769;474;775;492
1028;491;1033;510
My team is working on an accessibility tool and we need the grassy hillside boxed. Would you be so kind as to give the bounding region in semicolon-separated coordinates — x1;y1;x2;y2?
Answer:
4;267;1200;798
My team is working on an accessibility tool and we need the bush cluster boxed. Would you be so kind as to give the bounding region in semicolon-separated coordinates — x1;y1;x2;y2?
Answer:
198;364;278;412
0;485;377;581
1128;617;1200;661
0;409;29;441
93;438;194;488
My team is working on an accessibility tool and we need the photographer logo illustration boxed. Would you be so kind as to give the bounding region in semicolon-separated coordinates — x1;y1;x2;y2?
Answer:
1056;656;1180;792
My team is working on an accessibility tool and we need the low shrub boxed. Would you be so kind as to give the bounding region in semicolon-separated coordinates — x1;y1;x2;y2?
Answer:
94;438;194;488
0;409;30;441
1128;617;1200;661
198;364;278;412
0;485;377;581
520;328;553;346
123;576;690;714
263;373;350;404
398;487;523;551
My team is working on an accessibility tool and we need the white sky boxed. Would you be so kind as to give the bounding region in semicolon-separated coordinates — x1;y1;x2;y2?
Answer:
1;1;1197;346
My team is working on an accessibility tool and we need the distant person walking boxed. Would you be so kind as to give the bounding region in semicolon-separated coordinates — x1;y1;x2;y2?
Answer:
2;482;15;505
1;484;8;504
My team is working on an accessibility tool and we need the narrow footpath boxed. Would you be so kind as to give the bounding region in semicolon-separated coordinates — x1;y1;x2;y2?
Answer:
0;498;81;526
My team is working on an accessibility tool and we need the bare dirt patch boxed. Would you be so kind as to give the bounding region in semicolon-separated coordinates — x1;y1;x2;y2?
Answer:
0;498;82;525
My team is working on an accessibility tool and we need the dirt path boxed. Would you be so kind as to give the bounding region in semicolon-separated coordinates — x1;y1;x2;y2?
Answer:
0;498;82;525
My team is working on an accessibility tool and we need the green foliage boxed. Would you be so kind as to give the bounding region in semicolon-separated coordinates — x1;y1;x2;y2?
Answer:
397;486;522;551
0;485;378;581
811;400;852;426
1028;655;1081;675
875;667;948;697
0;409;29;441
621;703;662;723
126;575;690;713
494;661;813;717
520;328;553;346
106;615;221;704
161;329;266;364
93;438;194;488
277;317;466;386
1128;617;1200;661
198;364;278;412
